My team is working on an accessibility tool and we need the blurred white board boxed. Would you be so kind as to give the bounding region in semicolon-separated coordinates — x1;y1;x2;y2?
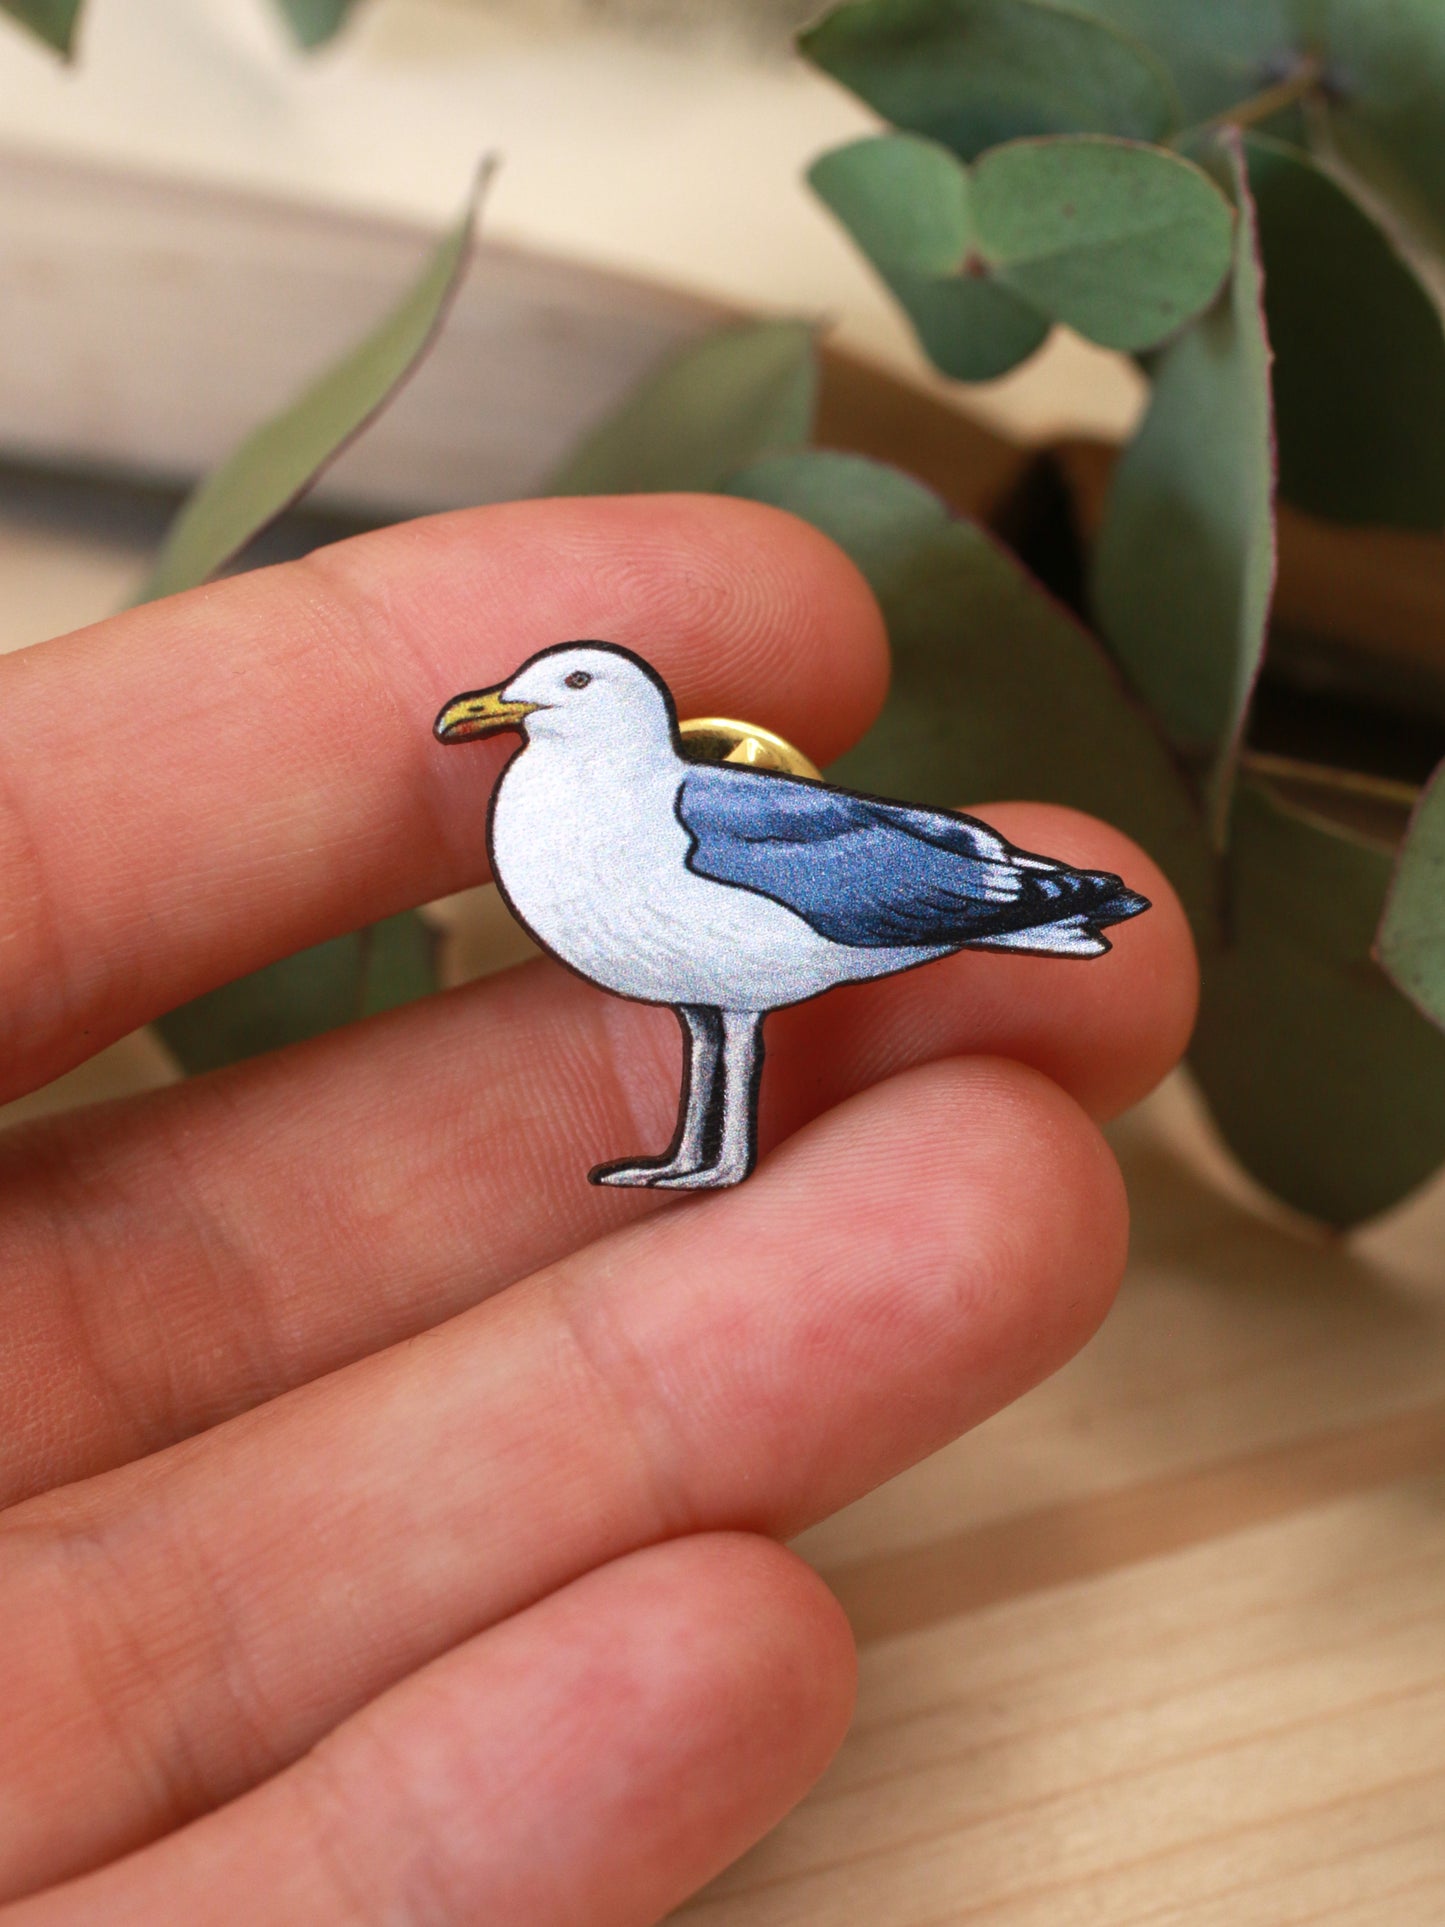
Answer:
0;141;728;513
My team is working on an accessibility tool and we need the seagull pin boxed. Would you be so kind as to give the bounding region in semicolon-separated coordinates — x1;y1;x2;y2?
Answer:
435;642;1149;1191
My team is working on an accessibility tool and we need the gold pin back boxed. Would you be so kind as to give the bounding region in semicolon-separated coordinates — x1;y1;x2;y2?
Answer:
678;717;821;781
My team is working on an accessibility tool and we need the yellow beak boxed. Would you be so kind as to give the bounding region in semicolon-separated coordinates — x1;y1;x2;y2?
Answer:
434;687;539;743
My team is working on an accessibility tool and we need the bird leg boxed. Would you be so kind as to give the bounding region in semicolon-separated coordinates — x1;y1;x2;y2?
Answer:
590;1005;724;1187
649;1009;764;1190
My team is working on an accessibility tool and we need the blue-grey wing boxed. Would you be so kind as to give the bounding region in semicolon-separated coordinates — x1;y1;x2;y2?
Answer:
675;766;1144;949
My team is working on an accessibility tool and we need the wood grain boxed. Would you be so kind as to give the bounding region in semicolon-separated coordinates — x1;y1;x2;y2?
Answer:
829;1400;1445;1643
684;1478;1445;1924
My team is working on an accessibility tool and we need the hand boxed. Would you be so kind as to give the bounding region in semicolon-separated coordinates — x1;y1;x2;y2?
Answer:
0;497;1195;1924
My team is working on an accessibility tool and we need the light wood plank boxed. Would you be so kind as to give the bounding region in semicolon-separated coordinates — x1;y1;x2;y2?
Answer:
683;1477;1445;1924
827;1400;1445;1640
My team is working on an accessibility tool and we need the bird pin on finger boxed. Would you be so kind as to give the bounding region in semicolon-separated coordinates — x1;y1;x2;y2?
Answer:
435;642;1150;1191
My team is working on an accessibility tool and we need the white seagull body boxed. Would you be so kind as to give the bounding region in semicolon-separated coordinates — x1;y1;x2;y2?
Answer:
436;642;1149;1189
493;730;948;1011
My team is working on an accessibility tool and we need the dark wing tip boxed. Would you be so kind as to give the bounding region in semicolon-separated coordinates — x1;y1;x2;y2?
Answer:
1099;888;1151;925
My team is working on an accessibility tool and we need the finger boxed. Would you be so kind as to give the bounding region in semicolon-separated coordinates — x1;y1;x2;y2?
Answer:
2;1535;854;1926
0;494;887;1102
1;1057;1125;1892
0;812;1189;1504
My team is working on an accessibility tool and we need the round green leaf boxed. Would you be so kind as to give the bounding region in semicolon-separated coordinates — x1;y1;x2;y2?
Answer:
547;321;819;497
972;135;1235;350
1245;134;1445;530
809;137;1049;379
1191;779;1445;1225
890;274;1054;379
810;133;973;275
724;450;1218;939
799;0;1178;160
810;133;1232;380
1377;761;1445;1031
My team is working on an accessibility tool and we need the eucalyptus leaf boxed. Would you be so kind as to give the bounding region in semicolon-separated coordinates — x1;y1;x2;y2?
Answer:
1323;0;1445;252
548;321;817;496
359;910;441;1020
1245;134;1445;530
799;0;1178;160
273;0;362;46
891;274;1053;381
1092;131;1275;816
138;170;477;1072
1071;1;1445;247
1377;762;1445;1031
135;166;488;606
808;136;1047;380
155;934;364;1076
1063;0;1296;125
0;0;82;54
725;451;1217;937
1190;779;1445;1226
973;135;1234;349
810;133;1232;380
811;133;971;275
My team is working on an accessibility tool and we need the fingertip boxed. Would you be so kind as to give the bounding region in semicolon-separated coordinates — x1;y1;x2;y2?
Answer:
961;803;1200;1120
698;1532;860;1769
966;1056;1131;1386
63;1535;861;1927
890;1055;1130;1386
526;1533;856;1912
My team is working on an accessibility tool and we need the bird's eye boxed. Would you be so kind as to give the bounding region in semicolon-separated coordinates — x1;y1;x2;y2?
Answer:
564;670;592;690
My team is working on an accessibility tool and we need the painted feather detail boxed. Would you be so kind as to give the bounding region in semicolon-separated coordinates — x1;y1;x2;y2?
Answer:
677;766;1147;953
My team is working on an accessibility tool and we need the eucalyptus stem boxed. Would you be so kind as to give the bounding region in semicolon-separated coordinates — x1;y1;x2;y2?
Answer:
1197;51;1327;134
1239;749;1422;810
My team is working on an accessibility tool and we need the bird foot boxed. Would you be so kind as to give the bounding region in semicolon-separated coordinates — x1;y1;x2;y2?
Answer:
647;1163;751;1190
589;1158;704;1188
589;1157;751;1190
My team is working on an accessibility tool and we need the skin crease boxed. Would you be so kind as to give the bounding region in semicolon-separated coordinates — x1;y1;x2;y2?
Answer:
0;496;1197;1925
